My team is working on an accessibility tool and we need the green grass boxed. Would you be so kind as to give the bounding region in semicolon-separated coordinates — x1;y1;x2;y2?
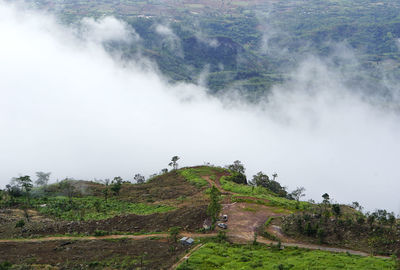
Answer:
179;166;226;188
220;177;310;211
177;242;395;270
33;196;175;221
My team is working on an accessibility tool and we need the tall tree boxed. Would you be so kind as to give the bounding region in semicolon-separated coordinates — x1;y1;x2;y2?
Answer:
35;172;51;186
134;174;145;184
59;179;75;203
111;176;123;196
168;156;180;170
289;187;306;201
102;179;110;202
5;184;22;203
226;160;245;174
15;176;33;205
252;171;269;187
207;185;221;226
322;193;330;204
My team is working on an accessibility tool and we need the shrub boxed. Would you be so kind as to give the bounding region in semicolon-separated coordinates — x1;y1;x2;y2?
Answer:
225;172;247;185
94;230;109;236
15;219;25;228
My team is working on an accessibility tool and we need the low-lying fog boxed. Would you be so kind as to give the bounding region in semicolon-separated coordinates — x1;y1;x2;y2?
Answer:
1;1;399;213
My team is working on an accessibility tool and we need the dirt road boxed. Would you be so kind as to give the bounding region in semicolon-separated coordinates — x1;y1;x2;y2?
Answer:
202;176;391;259
0;232;217;243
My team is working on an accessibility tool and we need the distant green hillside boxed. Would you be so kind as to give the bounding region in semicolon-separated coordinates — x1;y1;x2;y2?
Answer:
24;0;400;98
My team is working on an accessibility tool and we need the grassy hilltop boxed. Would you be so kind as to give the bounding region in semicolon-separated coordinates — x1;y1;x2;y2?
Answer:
0;164;398;269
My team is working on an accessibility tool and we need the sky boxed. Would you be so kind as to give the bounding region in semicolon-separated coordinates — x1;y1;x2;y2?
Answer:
1;1;399;213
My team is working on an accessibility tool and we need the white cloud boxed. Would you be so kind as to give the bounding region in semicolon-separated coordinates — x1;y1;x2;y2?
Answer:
1;1;400;213
155;24;174;37
80;16;138;43
155;24;183;57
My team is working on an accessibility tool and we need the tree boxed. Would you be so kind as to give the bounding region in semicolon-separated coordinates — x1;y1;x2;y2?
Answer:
59;179;75;203
226;172;247;185
160;168;168;174
289;187;306;201
102;179;110;202
35;172;51;186
111;176;123;196
226;160;245;174
251;171;287;197
332;204;341;217
169;226;181;243
351;201;363;212
5;184;22;203
207;185;221;226
15;176;33;205
388;213;396;228
134;174;145;184
322;193;330;204
168;156;180;170
252;171;269;187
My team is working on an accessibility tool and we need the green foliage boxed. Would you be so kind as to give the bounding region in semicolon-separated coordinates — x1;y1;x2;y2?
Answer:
217;231;227;242
251;172;287;197
0;262;12;270
179;168;209;188
15;176;33;193
111;176;123;196
14;175;33;205
15;219;25;228
220;177;310;210
32;196;174;221
282;205;399;256
332;204;342;217
226;160;245;174
169;156;180;170
169;226;181;243
94;230;109;236
177;242;395;269
35;171;51;186
59;179;75;202
207;186;222;225
179;166;226;188
224;172;247;185
264;217;274;227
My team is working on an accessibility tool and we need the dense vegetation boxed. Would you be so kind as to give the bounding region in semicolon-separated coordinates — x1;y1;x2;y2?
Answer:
33;196;174;221
282;198;399;256
177;242;395;269
220;177;310;211
24;0;400;100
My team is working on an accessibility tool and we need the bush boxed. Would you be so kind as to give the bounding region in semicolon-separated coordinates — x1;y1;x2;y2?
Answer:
225;172;247;185
0;262;12;270
94;230;109;236
15;219;25;228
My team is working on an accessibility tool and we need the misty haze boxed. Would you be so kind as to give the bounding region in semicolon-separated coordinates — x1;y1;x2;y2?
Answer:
1;0;400;268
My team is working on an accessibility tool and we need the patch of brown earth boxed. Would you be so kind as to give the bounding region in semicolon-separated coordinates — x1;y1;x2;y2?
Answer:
0;238;189;269
0;205;208;238
221;202;283;242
